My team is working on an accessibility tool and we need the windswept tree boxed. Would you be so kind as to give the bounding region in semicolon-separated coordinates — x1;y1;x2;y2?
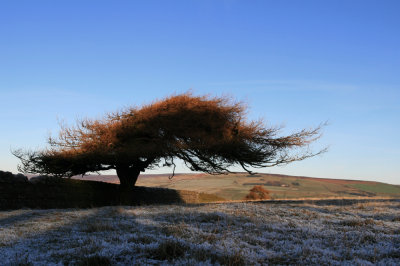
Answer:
14;93;325;189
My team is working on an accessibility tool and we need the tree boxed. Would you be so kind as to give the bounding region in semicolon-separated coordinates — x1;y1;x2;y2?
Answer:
13;93;325;189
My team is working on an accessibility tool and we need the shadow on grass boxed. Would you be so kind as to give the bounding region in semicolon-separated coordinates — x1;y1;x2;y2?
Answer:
0;206;251;265
1;201;400;265
0;208;74;226
0;179;187;210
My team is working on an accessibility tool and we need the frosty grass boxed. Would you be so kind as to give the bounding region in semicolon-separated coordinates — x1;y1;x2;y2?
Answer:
0;201;399;265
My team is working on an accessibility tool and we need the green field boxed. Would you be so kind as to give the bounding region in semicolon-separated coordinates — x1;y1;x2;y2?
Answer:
74;173;400;201
348;183;400;195
133;173;400;200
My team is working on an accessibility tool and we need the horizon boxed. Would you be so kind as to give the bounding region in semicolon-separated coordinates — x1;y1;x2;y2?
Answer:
1;1;399;184
23;171;400;186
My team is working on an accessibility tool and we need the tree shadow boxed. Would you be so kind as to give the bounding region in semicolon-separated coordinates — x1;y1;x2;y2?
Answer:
0;179;186;211
0;208;73;226
0;205;250;265
1;202;400;265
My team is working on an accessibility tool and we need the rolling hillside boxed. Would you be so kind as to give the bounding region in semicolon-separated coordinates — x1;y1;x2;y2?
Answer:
73;173;400;201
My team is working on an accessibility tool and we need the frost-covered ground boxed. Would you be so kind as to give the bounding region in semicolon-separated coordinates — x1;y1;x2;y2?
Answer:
1;201;399;265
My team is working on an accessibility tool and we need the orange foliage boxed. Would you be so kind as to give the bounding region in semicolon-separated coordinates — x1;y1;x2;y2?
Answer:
245;185;271;200
14;92;325;188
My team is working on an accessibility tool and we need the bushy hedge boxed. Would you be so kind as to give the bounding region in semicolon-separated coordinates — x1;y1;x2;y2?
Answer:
245;185;271;200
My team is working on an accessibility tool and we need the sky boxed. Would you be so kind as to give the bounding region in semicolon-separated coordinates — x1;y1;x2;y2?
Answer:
0;0;399;184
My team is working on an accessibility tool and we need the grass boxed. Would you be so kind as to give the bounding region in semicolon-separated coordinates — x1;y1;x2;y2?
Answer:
146;239;187;261
349;183;400;194
1;201;400;265
198;192;226;202
81;222;115;233
135;172;400;200
77;255;112;266
338;218;376;227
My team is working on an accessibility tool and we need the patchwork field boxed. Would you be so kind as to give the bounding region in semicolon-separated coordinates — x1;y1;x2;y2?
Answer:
1;201;399;265
75;173;400;201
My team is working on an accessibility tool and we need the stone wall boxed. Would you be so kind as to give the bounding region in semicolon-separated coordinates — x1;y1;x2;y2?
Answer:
0;171;192;210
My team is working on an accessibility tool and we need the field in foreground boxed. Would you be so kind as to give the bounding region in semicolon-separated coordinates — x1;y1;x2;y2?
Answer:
1;201;399;265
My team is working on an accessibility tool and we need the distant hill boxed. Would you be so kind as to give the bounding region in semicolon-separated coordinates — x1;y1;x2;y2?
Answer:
71;172;400;201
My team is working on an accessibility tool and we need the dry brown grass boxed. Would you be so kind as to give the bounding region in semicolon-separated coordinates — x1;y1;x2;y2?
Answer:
146;239;187;261
81;222;115;233
339;218;376;227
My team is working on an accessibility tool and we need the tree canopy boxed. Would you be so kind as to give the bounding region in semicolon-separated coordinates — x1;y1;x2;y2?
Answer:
14;93;325;188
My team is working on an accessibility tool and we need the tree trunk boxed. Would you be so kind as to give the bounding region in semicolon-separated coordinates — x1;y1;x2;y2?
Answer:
116;164;141;189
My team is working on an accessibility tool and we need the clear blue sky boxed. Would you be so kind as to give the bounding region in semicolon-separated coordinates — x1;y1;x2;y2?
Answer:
1;0;399;184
